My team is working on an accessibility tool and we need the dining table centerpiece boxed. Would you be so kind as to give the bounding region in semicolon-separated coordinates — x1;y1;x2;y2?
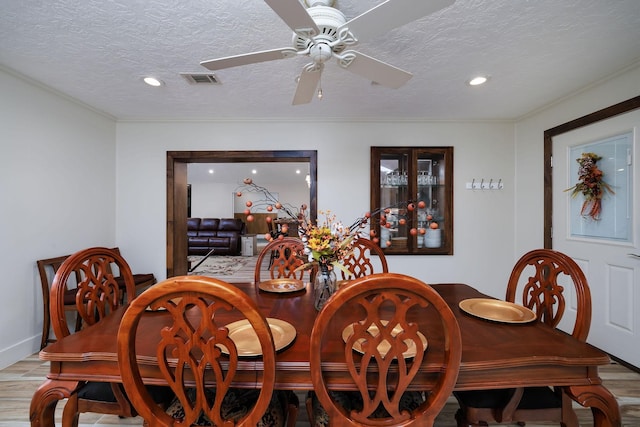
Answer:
297;210;356;310
235;178;428;308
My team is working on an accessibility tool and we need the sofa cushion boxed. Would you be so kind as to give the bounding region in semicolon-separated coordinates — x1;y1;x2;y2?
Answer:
187;218;201;232
218;218;244;232
207;237;230;247
200;218;220;232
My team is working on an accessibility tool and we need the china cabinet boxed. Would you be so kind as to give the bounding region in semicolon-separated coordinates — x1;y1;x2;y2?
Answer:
370;147;453;255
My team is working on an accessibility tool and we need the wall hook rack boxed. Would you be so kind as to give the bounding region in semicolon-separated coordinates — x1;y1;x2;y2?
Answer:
465;178;504;190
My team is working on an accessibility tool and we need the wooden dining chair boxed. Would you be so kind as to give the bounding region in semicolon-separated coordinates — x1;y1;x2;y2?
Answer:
308;272;462;427
338;237;388;280
38;248;156;349
254;237;313;284
50;246;171;427
117;275;298;427
36;254;81;349
453;248;592;427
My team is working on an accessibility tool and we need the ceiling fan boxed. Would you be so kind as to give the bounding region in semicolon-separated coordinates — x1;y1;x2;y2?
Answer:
200;0;455;105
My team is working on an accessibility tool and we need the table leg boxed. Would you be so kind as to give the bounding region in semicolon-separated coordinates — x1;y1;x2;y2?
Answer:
565;384;621;427
30;379;79;427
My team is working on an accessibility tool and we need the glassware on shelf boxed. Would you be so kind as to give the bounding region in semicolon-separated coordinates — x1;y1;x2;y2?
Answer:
390;171;399;186
400;171;408;186
418;171;438;186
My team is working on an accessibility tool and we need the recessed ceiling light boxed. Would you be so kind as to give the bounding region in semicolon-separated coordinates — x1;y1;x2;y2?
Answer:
208;169;214;174
143;76;164;87
467;75;489;86
252;169;257;175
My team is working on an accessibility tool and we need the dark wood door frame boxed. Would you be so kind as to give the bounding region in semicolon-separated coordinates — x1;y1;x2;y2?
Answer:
166;150;318;277
543;95;640;248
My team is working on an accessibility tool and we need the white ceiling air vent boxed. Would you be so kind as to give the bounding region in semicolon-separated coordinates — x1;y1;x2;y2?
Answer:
181;73;221;85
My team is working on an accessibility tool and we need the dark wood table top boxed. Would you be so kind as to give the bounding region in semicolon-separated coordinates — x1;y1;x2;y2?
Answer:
33;282;621;427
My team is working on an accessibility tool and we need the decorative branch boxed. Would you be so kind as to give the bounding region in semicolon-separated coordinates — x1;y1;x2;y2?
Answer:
235;178;431;248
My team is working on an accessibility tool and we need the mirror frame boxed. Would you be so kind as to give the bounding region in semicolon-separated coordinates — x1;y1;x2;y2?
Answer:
166;150;318;277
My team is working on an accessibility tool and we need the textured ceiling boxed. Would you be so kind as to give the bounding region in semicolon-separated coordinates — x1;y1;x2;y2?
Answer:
1;0;640;121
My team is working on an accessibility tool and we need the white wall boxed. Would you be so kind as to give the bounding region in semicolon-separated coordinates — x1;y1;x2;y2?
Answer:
190;182;236;218
0;68;117;368
115;120;517;296
514;63;640;257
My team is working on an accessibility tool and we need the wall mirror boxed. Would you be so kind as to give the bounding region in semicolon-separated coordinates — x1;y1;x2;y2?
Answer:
167;150;317;277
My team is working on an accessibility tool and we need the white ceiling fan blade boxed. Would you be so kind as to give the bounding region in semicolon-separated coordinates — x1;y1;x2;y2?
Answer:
337;51;412;89
292;66;322;105
200;48;297;71
338;0;455;43
264;0;319;38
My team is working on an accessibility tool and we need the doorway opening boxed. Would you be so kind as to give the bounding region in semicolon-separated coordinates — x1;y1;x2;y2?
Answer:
166;150;317;277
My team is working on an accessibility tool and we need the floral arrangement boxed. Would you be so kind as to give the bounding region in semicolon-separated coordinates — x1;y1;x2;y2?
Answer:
234;178;426;272
297;210;356;275
565;152;614;220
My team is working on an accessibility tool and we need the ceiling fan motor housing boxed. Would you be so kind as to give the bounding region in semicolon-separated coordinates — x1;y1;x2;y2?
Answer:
292;5;347;54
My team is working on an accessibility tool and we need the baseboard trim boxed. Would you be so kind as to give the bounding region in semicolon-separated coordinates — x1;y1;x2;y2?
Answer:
0;335;40;370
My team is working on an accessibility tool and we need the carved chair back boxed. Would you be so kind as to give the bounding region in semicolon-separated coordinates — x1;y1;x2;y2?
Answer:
50;247;137;339
310;273;462;427
117;275;277;426
506;248;592;341
339;238;389;280
254;237;311;284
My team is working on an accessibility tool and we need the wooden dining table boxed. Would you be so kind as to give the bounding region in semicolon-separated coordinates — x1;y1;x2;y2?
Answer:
30;282;621;427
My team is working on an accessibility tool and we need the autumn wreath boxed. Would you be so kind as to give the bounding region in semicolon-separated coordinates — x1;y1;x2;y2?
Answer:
565;152;614;220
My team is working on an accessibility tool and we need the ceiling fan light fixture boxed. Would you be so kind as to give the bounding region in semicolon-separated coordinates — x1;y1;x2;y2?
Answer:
317;71;323;100
467;75;490;86
304;0;335;7
143;76;164;87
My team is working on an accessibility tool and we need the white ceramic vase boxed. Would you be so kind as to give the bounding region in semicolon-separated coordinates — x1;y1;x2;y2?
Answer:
425;228;442;248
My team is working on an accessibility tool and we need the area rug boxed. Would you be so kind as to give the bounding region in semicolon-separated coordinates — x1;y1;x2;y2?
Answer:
188;255;252;277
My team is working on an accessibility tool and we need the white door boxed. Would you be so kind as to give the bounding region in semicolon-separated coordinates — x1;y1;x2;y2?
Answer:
552;109;640;369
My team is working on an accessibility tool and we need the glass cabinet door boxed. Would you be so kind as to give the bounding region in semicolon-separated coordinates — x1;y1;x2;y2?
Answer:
371;147;453;255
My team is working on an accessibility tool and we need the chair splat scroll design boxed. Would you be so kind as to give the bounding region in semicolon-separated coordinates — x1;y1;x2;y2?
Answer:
338;238;388;280
454;249;592;427
309;273;462;427
118;275;296;427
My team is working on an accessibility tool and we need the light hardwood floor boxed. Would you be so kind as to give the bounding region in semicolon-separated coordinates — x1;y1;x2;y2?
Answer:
6;353;640;426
